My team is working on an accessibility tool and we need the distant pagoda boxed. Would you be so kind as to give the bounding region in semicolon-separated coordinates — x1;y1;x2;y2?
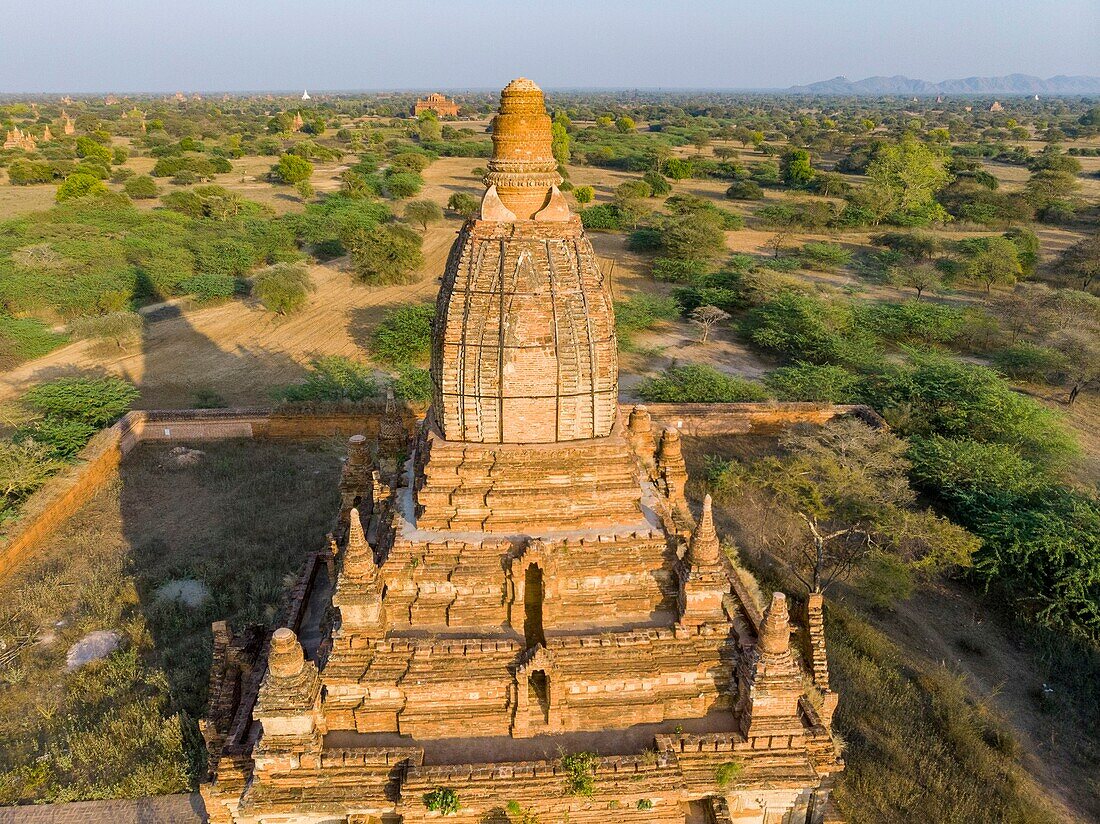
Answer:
200;78;844;824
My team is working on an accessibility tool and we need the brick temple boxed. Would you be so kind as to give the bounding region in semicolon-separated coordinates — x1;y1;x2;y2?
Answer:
413;92;460;117
201;78;844;824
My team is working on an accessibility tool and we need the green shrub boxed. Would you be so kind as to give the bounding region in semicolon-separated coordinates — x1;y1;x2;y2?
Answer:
345;223;424;285
0;438;64;502
16;416;98;458
715;761;743;788
123;175;158;199
382;170;423;199
180;273;237;304
21;377;138;428
579;203;622;230
370;304;434;366
561;751;598;797
652;257;708;283
863;352;1077;466
856;301;966;346
270;153;313;184
637;798;654;810
909;435;1100;642
391;366;433;404
744;292;874;366
765;362;863;403
7;159;57;185
726;180;764;200
67;312;143;349
614;294;680;349
990;343;1067;383
423;787;460;814
281;356;378;403
800;242;853;270
55;173;109;202
251;263;313;315
637;364;770;403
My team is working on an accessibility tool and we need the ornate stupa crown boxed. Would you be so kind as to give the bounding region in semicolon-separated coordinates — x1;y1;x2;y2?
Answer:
482;77;564;220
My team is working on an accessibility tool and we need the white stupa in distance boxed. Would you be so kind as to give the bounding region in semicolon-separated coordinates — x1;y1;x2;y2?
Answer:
301;89;311;101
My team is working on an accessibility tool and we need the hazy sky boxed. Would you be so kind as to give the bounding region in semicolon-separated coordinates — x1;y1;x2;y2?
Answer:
2;0;1098;93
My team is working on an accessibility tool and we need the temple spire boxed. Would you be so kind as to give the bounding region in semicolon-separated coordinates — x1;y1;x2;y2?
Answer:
344;507;376;579
689;495;721;566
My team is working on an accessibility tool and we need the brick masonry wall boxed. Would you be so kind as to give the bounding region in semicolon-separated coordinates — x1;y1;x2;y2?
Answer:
0;402;880;582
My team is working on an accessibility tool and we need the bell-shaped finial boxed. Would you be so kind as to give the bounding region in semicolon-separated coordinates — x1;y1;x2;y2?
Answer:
482;78;563;220
268;627;305;678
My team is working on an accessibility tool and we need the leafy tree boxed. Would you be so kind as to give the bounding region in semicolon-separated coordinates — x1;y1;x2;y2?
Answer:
573;185;594;205
642;170;671;196
725;180;764;200
370;303;434;365
270;153;313;184
446;192;480;219
1055;232;1100;291
391;365;432;404
55;173;108;202
908;435;1100;641
404;199;443;231
251;263;313;315
75;136;112;165
962;236;1022;294
382;171;423;199
615;116;636;133
663;157;694;180
345;222;424;285
892;263;942;300
863;137;952;223
551;120;571;164
123;175;157;199
7;159;58;185
612;180;652;229
765;362;863;403
864;351;1077;466
710;419;975;595
780;148;815;188
417;112;442;142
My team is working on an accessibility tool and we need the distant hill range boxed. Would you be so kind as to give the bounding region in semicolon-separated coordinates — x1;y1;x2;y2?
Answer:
786;74;1100;95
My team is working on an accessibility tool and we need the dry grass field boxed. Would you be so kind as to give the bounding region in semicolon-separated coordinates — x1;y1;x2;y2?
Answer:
0;438;343;803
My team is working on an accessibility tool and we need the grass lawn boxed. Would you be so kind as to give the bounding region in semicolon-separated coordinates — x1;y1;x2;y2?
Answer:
0;437;342;804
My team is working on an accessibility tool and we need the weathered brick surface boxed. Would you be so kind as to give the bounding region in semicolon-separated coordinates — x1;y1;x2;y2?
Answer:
0;794;206;823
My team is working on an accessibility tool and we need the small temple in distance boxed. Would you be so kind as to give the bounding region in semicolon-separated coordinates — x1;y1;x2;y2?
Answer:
413;92;460;117
200;78;844;824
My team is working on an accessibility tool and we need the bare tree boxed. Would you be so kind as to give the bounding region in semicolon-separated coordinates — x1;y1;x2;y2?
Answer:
690;305;731;343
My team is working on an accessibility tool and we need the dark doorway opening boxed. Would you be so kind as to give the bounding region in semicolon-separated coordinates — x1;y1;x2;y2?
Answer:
523;564;545;649
529;670;550;723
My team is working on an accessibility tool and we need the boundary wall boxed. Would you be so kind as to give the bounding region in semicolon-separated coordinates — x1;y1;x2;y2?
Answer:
0;402;880;580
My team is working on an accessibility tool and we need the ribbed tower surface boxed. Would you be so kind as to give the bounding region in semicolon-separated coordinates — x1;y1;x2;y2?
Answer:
431;79;618;444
